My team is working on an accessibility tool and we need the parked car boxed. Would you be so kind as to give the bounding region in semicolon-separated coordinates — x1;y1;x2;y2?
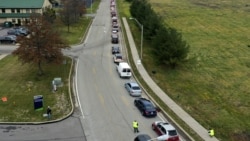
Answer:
111;33;119;44
125;82;142;97
112;23;119;32
134;134;151;141
7;29;21;36
113;53;123;63
134;98;157;117
111;46;120;54
7;27;29;36
0;35;16;44
14;27;29;36
152;121;180;141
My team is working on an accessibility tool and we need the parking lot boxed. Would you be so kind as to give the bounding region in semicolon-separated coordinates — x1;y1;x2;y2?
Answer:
0;27;11;36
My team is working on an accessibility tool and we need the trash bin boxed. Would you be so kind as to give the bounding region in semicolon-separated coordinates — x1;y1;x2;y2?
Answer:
3;21;13;28
34;95;43;111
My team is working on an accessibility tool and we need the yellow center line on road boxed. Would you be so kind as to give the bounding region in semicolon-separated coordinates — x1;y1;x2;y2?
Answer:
99;94;105;105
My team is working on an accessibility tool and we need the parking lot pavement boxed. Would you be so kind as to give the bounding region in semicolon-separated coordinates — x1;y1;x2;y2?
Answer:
0;27;10;36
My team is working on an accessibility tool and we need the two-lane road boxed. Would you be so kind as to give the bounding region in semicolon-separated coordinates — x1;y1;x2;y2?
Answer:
75;0;164;141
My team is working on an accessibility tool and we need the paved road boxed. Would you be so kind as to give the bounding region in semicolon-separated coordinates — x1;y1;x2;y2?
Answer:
74;0;173;141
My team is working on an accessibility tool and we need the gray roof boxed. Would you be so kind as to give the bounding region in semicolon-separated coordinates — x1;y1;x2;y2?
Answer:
0;0;45;8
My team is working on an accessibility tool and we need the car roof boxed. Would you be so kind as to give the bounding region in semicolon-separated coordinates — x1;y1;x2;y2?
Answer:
128;82;139;86
134;134;151;141
159;122;176;131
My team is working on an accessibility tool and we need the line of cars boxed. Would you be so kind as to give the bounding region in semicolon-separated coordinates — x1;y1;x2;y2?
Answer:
109;1;180;141
0;26;29;44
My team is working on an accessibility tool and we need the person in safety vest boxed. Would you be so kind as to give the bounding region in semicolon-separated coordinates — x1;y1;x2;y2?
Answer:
133;120;139;133
208;128;215;137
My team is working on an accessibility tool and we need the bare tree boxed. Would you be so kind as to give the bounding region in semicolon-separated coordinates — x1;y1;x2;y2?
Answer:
12;14;69;76
59;0;86;32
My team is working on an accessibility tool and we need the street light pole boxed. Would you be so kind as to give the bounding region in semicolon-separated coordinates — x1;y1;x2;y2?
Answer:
129;17;143;60
91;0;92;14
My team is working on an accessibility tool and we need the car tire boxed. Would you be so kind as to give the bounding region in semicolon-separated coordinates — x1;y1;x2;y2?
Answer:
134;101;137;106
141;111;144;116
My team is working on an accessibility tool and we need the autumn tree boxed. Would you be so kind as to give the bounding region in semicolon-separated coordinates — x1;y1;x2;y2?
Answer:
12;14;69;75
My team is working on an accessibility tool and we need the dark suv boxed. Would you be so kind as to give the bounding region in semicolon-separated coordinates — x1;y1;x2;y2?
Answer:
134;98;157;117
111;33;119;44
111;46;120;54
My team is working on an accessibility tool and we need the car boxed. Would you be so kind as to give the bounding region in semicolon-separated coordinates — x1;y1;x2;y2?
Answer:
134;98;157;117
111;33;119;44
134;134;151;141
0;35;16;44
7;29;21;36
113;53;123;63
152;121;180;141
14;27;29;36
7;27;29;36
125;82;142;97
111;46;120;54
112;23;119;32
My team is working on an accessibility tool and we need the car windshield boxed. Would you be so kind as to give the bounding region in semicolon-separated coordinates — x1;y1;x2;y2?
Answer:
132;86;140;90
168;130;177;136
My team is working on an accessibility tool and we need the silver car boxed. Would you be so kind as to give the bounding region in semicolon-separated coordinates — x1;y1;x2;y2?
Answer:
125;82;142;97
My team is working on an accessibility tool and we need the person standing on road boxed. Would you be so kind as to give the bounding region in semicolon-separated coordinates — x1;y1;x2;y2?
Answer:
47;106;52;120
208;128;215;137
133;120;139;133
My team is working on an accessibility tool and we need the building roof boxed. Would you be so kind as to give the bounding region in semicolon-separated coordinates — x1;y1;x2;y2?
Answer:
0;0;45;8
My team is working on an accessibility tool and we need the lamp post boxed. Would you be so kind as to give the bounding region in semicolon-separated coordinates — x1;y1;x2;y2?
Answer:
91;0;92;14
129;17;143;60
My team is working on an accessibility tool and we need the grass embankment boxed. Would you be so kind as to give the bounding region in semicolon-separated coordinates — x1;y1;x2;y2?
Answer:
0;1;102;122
118;0;250;140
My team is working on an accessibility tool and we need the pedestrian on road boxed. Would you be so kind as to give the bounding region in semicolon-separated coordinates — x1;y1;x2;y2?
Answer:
133;120;139;133
47;106;52;120
208;128;215;137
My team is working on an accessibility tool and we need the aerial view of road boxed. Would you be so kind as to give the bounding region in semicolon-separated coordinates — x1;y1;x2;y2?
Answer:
0;0;183;141
75;0;170;141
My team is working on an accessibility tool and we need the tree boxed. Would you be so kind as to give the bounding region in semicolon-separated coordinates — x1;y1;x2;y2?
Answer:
12;14;69;75
43;6;56;24
152;26;189;68
59;0;86;32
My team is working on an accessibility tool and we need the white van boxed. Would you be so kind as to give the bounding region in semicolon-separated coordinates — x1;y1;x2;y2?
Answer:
116;62;132;78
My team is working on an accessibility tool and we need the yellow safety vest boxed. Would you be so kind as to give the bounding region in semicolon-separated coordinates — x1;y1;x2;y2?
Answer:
133;121;138;128
209;129;214;136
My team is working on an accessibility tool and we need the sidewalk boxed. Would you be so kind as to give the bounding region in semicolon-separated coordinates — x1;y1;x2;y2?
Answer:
122;17;219;141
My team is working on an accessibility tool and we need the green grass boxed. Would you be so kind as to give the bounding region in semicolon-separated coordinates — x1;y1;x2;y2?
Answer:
0;56;72;122
86;0;101;14
55;17;92;45
119;0;250;141
0;0;99;123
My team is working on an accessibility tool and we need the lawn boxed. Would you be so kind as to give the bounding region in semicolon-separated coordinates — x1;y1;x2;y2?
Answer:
0;1;100;122
118;0;250;140
0;56;72;122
